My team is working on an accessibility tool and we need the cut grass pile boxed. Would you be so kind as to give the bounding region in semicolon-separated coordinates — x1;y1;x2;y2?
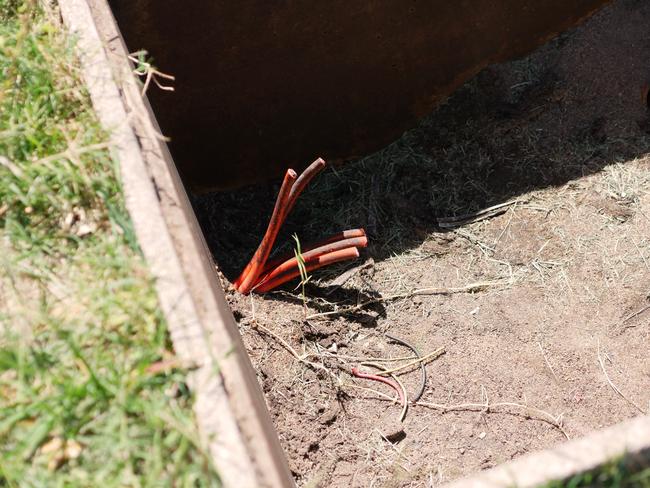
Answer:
0;1;218;485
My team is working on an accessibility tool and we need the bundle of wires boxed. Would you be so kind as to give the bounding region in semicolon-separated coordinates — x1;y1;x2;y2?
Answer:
233;158;367;294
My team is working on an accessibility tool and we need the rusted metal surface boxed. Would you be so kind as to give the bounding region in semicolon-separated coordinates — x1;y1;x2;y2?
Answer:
109;0;611;192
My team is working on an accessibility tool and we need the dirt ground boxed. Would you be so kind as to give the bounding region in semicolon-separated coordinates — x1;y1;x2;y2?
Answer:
193;1;650;485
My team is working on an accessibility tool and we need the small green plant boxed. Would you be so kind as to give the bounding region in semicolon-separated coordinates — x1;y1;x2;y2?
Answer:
127;49;175;95
292;234;311;307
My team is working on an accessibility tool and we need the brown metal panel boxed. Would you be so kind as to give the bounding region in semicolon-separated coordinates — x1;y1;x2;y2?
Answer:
109;0;610;191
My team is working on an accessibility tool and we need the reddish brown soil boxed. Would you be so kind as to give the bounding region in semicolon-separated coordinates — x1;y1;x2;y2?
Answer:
195;1;650;485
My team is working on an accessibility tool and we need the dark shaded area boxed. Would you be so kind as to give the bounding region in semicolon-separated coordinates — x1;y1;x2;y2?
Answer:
265;285;385;328
109;0;609;191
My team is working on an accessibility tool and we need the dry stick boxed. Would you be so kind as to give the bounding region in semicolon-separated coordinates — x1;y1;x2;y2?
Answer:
416;400;569;439
597;340;645;414
306;281;503;320
388;371;409;422
622;304;650;325
255;247;361;293
256;235;368;287
385;333;427;402
437;200;523;229
362;347;445;377
253;323;339;382
322;352;417;363
343;383;399;403
236;169;297;293
326;258;374;290
247;343;416;364
261;229;366;276
537;341;560;383
127;51;175;95
342;384;568;439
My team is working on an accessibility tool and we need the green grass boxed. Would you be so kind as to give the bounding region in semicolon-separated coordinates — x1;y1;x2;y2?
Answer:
0;1;219;485
544;457;650;488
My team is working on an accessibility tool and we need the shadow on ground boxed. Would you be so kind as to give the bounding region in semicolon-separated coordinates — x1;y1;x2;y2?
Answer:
192;0;650;293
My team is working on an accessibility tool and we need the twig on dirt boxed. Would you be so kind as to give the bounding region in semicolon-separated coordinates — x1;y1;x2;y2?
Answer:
632;240;650;271
367;362;409;422
537;342;560;383
306;281;504;320
325;258;374;292
343;383;568;438
597;340;645;414
342;383;399;403
454;229;496;255
437;200;523;229
363;347;445;377
322;352;417;363
253;322;340;382
391;373;409;422
621;304;650;325
417;392;569;440
492;202;518;248
385;333;427;402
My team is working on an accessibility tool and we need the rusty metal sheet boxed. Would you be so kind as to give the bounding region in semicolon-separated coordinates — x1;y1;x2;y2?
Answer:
109;0;610;192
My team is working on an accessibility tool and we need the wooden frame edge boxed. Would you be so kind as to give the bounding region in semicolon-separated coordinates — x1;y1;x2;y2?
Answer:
58;1;294;486
444;414;650;487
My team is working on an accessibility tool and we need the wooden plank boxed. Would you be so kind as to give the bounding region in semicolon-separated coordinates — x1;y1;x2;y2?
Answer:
445;415;650;488
58;1;294;486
